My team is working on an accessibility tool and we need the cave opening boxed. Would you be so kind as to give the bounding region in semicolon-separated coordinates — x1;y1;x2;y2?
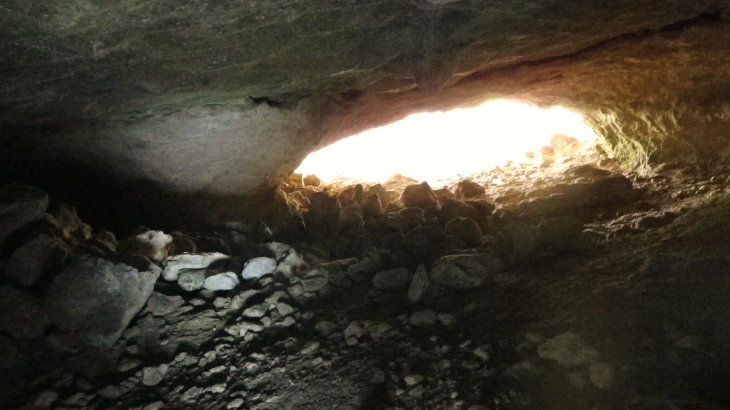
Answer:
296;100;600;186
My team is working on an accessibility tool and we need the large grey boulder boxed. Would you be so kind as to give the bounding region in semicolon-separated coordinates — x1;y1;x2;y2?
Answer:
5;234;71;287
0;183;48;255
0;285;50;339
429;254;504;289
44;256;160;347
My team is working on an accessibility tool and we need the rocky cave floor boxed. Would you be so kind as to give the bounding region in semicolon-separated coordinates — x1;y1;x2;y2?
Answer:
4;141;730;410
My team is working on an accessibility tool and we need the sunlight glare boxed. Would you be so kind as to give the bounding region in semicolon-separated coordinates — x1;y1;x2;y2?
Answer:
296;100;598;184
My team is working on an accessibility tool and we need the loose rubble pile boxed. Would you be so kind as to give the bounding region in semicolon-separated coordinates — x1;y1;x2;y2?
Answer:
3;140;730;409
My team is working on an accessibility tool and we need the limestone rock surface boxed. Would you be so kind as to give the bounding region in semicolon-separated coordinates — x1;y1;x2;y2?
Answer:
44;256;160;347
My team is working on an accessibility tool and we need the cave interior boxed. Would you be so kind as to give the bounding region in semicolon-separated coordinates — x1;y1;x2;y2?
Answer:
2;1;730;409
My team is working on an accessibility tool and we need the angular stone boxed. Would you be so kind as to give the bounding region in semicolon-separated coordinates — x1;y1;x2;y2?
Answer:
178;269;206;292
241;257;277;280
303;174;321;187
408;265;429;304
397;207;425;232
203;272;240;291
361;194;384;218
315;321;337;337
429;253;503;289
373;267;413;290
0;183;48;255
301;277;328;292
0;285;50;339
537;332;599;368
409;310;437;326
438;198;480;226
517;175;634;218
344;321;364;339
304;193;341;239
276;302;295;317
400;182;438;209
455;179;486;199
44;256;160;347
242;303;268;318
273;249;308;278
402;225;446;263
5;234;71;287
444;217;483;247
32;390;59;408
142;364;169;386
146;292;185;316
162;252;230;281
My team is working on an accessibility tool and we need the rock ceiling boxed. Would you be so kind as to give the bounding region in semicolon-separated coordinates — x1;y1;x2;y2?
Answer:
1;0;729;197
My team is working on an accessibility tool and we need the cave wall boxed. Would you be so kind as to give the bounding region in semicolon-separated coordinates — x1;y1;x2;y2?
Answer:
1;0;730;226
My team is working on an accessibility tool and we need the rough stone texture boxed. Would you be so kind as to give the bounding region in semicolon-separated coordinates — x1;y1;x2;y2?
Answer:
44;256;160;347
241;257;277;280
1;1;729;224
5;234;71;287
203;272;240;291
178;269;206;292
145;292;185;317
0;184;48;255
162;252;230;281
429;253;504;289
373;267;414;290
0;285;51;339
537;332;600;368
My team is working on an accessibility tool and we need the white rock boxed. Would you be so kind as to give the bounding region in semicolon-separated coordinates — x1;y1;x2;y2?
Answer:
241;257;277;280
408;264;429;304
162;253;229;281
203;272;240;291
135;231;173;262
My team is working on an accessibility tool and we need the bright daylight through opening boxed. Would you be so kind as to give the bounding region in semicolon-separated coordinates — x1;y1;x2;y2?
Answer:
296;100;599;184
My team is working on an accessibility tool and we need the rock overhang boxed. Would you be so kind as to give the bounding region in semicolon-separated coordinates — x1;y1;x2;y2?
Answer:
1;0;729;219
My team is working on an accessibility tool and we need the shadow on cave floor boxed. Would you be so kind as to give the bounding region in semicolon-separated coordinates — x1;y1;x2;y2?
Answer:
5;151;730;409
